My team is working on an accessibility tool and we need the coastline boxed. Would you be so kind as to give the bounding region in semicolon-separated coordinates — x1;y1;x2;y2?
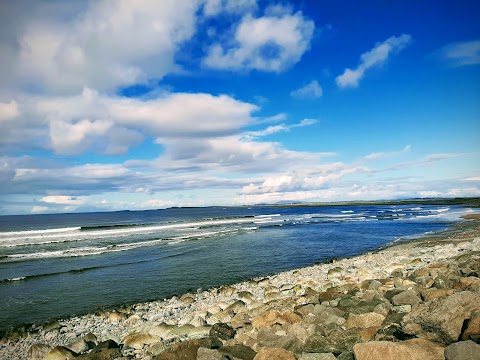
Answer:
1;217;479;359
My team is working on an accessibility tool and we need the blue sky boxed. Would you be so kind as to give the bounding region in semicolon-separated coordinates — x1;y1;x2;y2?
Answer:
0;0;479;215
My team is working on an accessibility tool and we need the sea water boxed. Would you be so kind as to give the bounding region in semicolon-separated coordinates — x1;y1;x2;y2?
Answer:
0;204;471;331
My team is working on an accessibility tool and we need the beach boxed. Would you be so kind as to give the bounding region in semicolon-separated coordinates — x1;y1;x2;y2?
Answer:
1;216;479;359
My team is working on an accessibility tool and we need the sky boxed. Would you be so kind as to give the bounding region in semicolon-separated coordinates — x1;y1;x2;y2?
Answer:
0;0;479;215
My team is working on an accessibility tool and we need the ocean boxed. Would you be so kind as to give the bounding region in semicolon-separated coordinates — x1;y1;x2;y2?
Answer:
0;204;471;332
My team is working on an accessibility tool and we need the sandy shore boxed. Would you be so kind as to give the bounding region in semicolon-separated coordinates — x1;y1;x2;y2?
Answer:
1;217;479;359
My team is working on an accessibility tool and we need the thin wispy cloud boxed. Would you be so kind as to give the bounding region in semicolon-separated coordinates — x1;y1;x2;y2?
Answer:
336;34;412;88
440;40;480;66
290;80;323;99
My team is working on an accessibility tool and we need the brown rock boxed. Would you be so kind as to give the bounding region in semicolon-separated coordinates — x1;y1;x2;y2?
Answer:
357;326;380;342
67;338;91;353
420;288;455;302
197;347;225;360
253;347;295;360
346;312;385;329
76;348;122;360
302;323;361;353
209;322;236;340
402;291;480;344
27;344;51;360
298;353;336;360
123;332;160;350
454;277;480;291
252;310;302;329
44;346;78;360
391;290;421;307
462;312;480;341
353;339;445;360
156;337;222;360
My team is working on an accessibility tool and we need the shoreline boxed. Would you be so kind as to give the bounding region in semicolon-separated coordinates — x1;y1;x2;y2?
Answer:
1;217;479;359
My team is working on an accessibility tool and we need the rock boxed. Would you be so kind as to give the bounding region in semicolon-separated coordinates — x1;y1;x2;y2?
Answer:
346;312;385;329
197;347;225;360
353;338;446;360
156;337;222;360
218;344;257;360
252;311;302;329
420;288;456;302
302;323;361;354
454;277;480;291
231;312;252;329
207;310;234;325
76;348;122;360
91;340;120;352
43;321;61;333
83;332;98;345
27;343;51;360
391;290;421;307
298;353;336;360
336;351;354;360
224;300;247;313
264;291;283;302
125;314;141;326
391;305;412;313
209;322;236;340
327;267;343;280
107;311;126;323
123;332;160;350
402;291;480;344
444;340;480;360
462;312;480;340
149;323;176;338
253;347;295;360
44;346;78;360
67;338;91;353
373;302;391;317
368;280;383;290
433;274;453;289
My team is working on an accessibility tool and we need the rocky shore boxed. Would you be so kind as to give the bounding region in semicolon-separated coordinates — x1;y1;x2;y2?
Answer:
1;220;480;360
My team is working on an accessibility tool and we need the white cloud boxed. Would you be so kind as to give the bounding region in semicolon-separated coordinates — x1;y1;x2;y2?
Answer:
31;206;49;213
203;0;257;16
5;0;201;93
142;198;176;209
364;145;411;161
462;176;480;181
0;100;19;120
245;118;318;138
41;195;86;205
290;80;323;99
336;34;412;88
203;10;314;72
441;40;480;66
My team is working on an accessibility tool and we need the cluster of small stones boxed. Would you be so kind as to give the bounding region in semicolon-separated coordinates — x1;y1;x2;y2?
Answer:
1;232;480;360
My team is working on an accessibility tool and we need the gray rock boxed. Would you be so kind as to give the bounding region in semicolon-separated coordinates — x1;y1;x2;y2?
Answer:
302;323;361;354
67;338;91;353
197;347;225;360
391;290;421;307
218;344;257;360
402;291;480;344
444;340;480;360
209;322;236;340
298;353;336;360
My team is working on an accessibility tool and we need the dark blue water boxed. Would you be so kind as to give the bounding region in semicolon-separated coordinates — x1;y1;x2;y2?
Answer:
0;204;469;331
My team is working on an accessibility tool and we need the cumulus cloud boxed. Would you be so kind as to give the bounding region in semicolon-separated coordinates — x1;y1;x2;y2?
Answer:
203;9;314;72
336;34;412;88
3;0;201;93
290;80;323;99
440;40;480;66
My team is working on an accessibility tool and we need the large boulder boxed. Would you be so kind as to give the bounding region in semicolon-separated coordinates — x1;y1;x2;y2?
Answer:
346;312;385;329
27;344;51;360
444;340;480;360
123;332;160;350
402;291;480;344
44;346;77;360
353;339;445;360
301;323;361;354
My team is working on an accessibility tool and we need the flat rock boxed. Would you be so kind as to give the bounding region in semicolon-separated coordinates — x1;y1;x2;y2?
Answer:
252;310;302;329
346;312;385;329
445;340;480;360
391;290;421;307
67;338;91;353
253;347;295;360
402;291;480;344
353;338;446;360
